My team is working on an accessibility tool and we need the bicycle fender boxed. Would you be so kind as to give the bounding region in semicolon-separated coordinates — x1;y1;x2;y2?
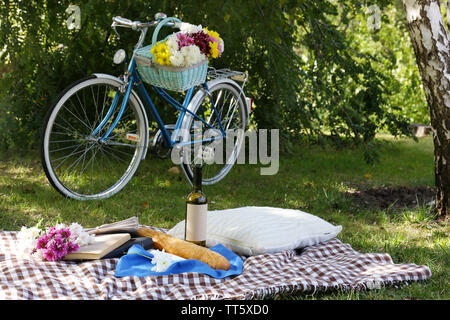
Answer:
92;73;150;160
209;78;250;123
178;78;249;140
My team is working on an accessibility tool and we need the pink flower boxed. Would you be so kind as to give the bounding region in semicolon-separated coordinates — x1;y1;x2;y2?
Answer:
42;249;56;261
34;225;80;261
177;33;195;49
46;226;57;237
36;233;50;250
208;36;223;56
67;241;79;254
191;31;211;56
46;234;67;260
56;228;71;239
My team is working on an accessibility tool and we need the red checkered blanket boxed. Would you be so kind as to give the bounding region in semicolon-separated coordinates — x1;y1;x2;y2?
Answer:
0;230;431;300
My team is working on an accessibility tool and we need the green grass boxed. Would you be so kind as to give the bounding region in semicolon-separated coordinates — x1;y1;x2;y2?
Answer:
0;135;448;300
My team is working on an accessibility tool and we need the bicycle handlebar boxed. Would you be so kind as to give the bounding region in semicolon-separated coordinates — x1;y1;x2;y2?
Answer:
112;16;178;31
111;15;180;49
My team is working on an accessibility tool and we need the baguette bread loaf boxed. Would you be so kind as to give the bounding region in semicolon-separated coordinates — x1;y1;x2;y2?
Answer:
137;227;230;271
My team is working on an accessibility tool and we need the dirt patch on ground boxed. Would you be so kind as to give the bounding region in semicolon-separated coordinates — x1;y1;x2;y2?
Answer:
345;185;436;210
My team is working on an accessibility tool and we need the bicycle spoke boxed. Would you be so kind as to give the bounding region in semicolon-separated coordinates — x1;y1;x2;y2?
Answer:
60;144;95;177
225;97;239;130
79;146;98;178
50;139;83;144
106;141;137;148
183;82;245;185
49;143;83;153
75;91;93;130
101;146;130;164
103;144;135;158
91;85;100;126
62;104;92;132
90;147;97;193
67;99;90;131
53;118;85;138
52;144;86;170
95;85;109;132
107;120;136;141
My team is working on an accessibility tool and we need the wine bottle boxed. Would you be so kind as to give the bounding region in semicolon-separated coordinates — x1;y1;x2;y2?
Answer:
185;165;207;246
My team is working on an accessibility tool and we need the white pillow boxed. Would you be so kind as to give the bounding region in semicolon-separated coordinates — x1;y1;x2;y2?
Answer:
167;206;342;256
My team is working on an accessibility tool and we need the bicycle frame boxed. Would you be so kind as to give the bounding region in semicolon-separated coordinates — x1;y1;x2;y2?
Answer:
90;55;226;150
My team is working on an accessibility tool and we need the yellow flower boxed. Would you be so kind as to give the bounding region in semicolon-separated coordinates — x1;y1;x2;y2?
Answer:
205;27;220;42
150;42;158;55
151;41;171;66
209;41;220;59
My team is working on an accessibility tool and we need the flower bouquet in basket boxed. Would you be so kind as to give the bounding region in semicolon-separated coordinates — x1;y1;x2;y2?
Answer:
135;18;224;92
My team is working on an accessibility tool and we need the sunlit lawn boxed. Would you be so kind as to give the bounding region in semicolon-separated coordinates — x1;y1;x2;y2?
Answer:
0;134;448;300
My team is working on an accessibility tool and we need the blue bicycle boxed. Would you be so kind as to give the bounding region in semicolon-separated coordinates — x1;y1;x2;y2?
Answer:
40;14;251;200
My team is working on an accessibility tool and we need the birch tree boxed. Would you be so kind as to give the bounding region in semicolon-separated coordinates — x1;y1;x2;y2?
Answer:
402;0;450;219
444;0;450;35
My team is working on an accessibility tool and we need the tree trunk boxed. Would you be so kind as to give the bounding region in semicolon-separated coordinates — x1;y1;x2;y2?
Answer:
402;0;450;219
448;0;450;31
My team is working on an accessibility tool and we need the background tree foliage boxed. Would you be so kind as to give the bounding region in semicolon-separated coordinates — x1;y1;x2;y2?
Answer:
0;0;424;162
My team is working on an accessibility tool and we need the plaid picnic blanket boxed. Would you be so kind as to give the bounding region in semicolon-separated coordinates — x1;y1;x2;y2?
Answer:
0;230;431;300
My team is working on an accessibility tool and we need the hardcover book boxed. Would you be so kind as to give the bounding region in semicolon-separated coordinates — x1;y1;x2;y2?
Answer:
102;237;154;259
64;233;131;260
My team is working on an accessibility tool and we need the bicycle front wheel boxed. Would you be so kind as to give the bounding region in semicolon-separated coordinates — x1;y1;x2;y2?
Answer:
41;76;147;200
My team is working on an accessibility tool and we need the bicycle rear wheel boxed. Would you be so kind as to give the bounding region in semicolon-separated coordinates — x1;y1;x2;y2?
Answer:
41;76;147;200
179;79;247;185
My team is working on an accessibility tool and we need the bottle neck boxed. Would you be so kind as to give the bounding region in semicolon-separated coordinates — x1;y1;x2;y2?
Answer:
193;165;202;192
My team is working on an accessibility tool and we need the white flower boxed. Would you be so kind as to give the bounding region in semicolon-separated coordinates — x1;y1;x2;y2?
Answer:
75;231;95;247
55;223;70;231
180;45;206;67
166;34;179;52
68;222;95;247
149;249;184;272
69;222;83;236
220;37;224;53
17;226;42;257
179;22;203;34
170;50;185;67
18;226;41;242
